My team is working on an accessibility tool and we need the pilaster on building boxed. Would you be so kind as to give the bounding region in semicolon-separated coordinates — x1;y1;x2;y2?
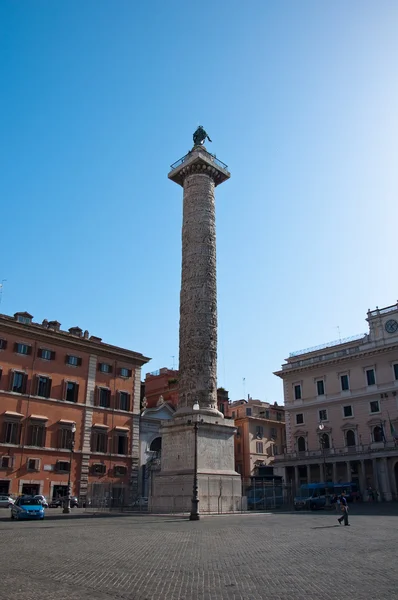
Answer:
0;310;150;502
274;301;398;501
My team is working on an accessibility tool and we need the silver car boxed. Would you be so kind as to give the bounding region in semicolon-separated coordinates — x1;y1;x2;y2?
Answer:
33;495;49;508
0;495;14;508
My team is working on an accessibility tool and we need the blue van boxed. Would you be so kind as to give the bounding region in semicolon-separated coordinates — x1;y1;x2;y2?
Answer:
294;482;357;511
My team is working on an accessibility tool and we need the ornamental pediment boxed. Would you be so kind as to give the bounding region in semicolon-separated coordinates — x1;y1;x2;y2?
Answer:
341;422;357;430
367;417;384;426
294;429;307;437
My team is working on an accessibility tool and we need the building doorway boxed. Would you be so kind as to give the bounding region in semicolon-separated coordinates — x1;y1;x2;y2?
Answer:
21;483;40;496
0;480;10;495
52;485;68;500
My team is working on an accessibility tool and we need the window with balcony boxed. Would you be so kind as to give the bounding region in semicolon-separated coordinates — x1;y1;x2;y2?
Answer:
319;409;328;422
294;384;302;400
118;392;130;411
11;371;27;394
343;405;353;418
65;381;79;403
296;413;304;425
256;441;264;454
255;426;264;439
316;380;325;396
366;368;376;386
27;423;46;447
340;374;350;391
370;400;380;414
91;430;108;453
2;421;21;444
98;387;111;408
346;429;356;446
270;427;277;439
36;376;51;398
297;436;306;452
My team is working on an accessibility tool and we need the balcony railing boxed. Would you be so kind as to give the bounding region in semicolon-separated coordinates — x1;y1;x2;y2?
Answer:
368;304;398;317
289;333;367;358
170;149;228;172
275;441;398;462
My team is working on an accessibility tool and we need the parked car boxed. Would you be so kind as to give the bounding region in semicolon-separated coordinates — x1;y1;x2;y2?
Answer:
49;496;79;508
33;495;49;508
11;496;45;520
0;495;14;508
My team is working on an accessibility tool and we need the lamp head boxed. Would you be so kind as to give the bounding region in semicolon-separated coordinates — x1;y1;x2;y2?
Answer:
71;423;77;434
318;423;325;431
192;401;200;412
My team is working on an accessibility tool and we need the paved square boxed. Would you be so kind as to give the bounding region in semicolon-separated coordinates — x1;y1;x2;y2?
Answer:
0;509;397;599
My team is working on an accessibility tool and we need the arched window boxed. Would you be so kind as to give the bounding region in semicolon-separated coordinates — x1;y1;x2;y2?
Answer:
321;433;330;449
297;436;306;452
373;426;383;443
149;437;162;452
346;430;356;447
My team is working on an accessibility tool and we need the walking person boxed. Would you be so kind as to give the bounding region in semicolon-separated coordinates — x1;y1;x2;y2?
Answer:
338;491;350;526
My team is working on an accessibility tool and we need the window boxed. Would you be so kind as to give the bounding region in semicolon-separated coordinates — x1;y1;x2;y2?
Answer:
320;433;330;449
366;368;376;386
36;376;51;398
373;426;384;443
316;380;325;396
294;384;302;400
232;411;236;419
91;430;108;453
296;413;304;425
27;423;46;447
56;461;70;473
297;436;306;452
265;410;270;419
27;458;40;471
2;421;21;444
340;374;350;391
394;364;398;380
99;363;112;373
219;403;225;414
114;465;127;477
0;339;7;350
319;409;328;422
15;343;31;355
66;355;82;367
270;427;277;438
65;381;79;403
11;371;27;394
120;368;132;378
277;412;282;421
346;429;356;446
1;456;13;469
98;388;111;408
256;441;264;454
119;392;130;411
370;400;380;414
246;407;252;416
256;426;263;439
114;433;128;455
343;405;353;418
59;428;74;450
92;463;106;475
38;348;55;360
17;315;31;324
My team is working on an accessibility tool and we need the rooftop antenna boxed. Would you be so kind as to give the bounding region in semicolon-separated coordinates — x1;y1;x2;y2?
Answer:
242;377;246;401
336;326;341;342
0;280;7;305
171;355;175;370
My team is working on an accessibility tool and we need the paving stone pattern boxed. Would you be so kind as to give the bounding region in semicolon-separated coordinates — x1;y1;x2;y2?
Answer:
0;511;397;600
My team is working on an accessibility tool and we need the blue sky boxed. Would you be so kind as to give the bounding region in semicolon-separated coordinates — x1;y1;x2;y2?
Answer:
1;1;398;403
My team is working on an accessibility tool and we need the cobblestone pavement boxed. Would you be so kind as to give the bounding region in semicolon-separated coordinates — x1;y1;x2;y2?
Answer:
0;510;397;600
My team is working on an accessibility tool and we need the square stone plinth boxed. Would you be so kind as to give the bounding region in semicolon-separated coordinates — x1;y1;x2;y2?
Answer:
149;415;242;513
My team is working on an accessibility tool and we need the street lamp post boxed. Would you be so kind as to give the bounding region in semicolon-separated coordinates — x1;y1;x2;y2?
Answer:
189;401;200;521
318;422;330;507
63;423;76;514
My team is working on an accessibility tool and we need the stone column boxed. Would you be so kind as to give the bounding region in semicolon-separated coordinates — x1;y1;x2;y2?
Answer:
169;147;230;418
381;457;392;501
372;458;381;501
294;466;299;494
346;460;351;483
332;462;337;483
306;464;311;484
359;460;366;496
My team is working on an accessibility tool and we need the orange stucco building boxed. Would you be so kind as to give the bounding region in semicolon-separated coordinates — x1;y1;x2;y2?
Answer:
0;311;149;502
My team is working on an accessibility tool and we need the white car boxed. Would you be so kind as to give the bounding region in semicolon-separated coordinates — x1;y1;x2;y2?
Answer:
0;495;14;508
